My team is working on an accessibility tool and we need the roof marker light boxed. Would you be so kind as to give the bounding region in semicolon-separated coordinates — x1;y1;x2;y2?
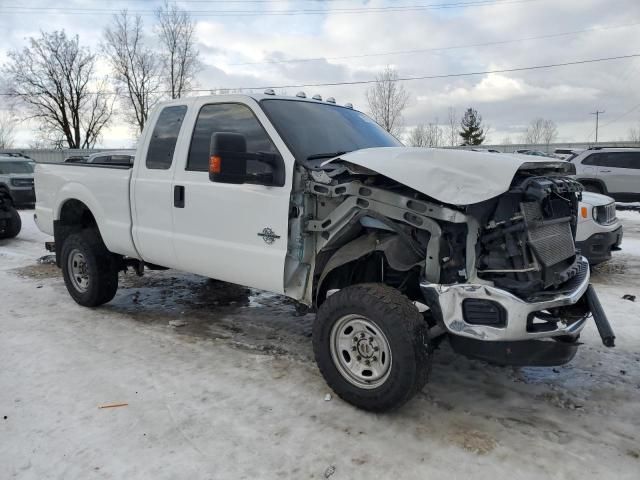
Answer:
344;103;353;109
264;88;276;95
326;97;336;104
312;94;322;101
296;91;307;98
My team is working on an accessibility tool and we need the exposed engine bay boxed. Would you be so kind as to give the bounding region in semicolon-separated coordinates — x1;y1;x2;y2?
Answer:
288;158;584;304
280;151;614;366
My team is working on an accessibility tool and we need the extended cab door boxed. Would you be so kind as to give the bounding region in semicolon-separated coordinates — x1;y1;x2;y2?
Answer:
131;104;188;267
170;99;293;293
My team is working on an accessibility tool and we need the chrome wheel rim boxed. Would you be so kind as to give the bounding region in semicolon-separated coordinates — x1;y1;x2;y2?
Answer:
329;314;392;389
68;249;89;293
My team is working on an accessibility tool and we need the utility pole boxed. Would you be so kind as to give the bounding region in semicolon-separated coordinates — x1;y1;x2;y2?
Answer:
591;110;605;143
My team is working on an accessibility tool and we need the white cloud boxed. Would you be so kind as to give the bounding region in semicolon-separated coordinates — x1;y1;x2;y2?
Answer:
0;0;639;147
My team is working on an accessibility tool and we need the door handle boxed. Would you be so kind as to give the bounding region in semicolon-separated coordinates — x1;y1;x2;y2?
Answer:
174;185;185;208
600;170;611;173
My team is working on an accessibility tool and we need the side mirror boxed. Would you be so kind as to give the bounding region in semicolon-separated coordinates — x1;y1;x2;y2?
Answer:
209;132;250;184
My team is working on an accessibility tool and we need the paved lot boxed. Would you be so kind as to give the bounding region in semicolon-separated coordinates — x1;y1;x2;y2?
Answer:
1;211;639;479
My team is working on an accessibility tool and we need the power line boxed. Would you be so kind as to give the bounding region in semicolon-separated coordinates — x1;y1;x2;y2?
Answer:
228;21;640;66
0;0;540;16
2;53;638;97
600;103;640;128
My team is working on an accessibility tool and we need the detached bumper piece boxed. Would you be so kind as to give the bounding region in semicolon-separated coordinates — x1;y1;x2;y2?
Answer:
585;284;615;347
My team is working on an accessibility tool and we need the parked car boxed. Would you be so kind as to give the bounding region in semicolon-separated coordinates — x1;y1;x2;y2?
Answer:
576;192;622;265
570;147;640;201
86;150;135;166
554;148;584;160
0;155;36;208
64;155;89;163
516;149;559;159
0;188;21;239
468;148;501;153
34;93;615;412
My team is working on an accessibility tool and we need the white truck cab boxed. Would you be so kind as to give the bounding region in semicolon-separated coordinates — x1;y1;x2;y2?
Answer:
34;93;616;411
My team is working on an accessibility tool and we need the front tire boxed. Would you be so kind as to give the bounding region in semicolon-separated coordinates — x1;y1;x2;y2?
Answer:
0;207;21;239
313;283;431;412
61;229;119;307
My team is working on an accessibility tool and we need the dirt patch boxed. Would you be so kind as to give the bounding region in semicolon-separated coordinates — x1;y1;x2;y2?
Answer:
10;263;59;279
448;429;497;455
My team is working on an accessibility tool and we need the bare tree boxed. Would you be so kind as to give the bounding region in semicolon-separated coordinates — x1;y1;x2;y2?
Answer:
104;11;161;132
628;123;640;143
5;31;113;149
502;136;513;145
0;109;17;149
408;122;444;147
446;107;458;146
484;123;493;145
541;119;558;150
366;66;409;137
408;124;428;147
156;1;199;99
524;118;558;149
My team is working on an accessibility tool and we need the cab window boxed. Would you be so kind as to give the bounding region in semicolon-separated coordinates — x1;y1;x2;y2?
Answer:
186;103;280;177
146;106;187;170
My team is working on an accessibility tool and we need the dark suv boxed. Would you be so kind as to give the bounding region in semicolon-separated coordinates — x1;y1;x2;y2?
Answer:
0;155;36;207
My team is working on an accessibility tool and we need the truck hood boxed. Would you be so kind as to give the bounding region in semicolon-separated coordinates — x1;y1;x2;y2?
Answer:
323;147;571;205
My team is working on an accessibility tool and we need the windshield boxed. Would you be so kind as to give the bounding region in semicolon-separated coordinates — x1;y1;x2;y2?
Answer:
260;99;402;161
0;161;35;174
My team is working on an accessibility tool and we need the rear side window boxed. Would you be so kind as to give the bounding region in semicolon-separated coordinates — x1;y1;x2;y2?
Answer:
146;106;187;170
582;152;640;169
186;103;279;172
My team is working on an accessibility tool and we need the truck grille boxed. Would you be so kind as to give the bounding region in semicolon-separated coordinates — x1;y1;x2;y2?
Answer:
594;203;616;226
522;202;576;267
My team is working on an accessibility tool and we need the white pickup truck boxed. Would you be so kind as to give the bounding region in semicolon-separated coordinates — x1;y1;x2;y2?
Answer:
35;93;615;411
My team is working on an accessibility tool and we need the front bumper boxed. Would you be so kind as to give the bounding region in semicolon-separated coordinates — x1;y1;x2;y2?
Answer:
10;188;36;206
420;257;591;343
576;226;622;265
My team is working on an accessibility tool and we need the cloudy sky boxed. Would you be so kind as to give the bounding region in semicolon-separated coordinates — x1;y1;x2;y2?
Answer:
1;0;639;148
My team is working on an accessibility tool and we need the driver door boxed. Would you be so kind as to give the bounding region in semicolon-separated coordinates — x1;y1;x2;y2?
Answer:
171;100;292;293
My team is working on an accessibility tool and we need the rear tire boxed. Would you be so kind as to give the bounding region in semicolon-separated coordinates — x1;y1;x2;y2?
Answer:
0;207;21;239
61;229;119;307
313;283;431;412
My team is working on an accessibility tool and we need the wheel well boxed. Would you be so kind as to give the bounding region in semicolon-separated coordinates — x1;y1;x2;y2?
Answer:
578;178;607;193
59;199;98;228
54;199;101;267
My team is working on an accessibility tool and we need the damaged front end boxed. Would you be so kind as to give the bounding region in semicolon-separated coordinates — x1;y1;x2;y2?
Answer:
295;153;615;368
421;164;615;366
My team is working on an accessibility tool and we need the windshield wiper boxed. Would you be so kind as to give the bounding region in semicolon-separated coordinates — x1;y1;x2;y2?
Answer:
306;151;350;161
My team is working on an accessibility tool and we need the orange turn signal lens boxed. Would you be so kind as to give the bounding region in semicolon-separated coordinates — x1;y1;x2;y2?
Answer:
209;155;221;174
581;206;588;218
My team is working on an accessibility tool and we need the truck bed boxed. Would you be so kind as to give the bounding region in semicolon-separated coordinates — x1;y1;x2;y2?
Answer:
34;162;139;258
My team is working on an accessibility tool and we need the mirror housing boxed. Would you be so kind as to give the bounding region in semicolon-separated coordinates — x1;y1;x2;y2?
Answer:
208;131;284;186
209;132;249;184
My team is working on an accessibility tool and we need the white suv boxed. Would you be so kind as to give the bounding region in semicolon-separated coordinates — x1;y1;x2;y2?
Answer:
570;147;640;201
576;192;622;264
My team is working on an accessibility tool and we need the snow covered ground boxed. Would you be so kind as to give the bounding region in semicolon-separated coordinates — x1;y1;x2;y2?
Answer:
1;211;639;480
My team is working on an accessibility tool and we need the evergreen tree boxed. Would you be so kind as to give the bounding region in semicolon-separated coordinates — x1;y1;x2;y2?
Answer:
459;108;485;145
